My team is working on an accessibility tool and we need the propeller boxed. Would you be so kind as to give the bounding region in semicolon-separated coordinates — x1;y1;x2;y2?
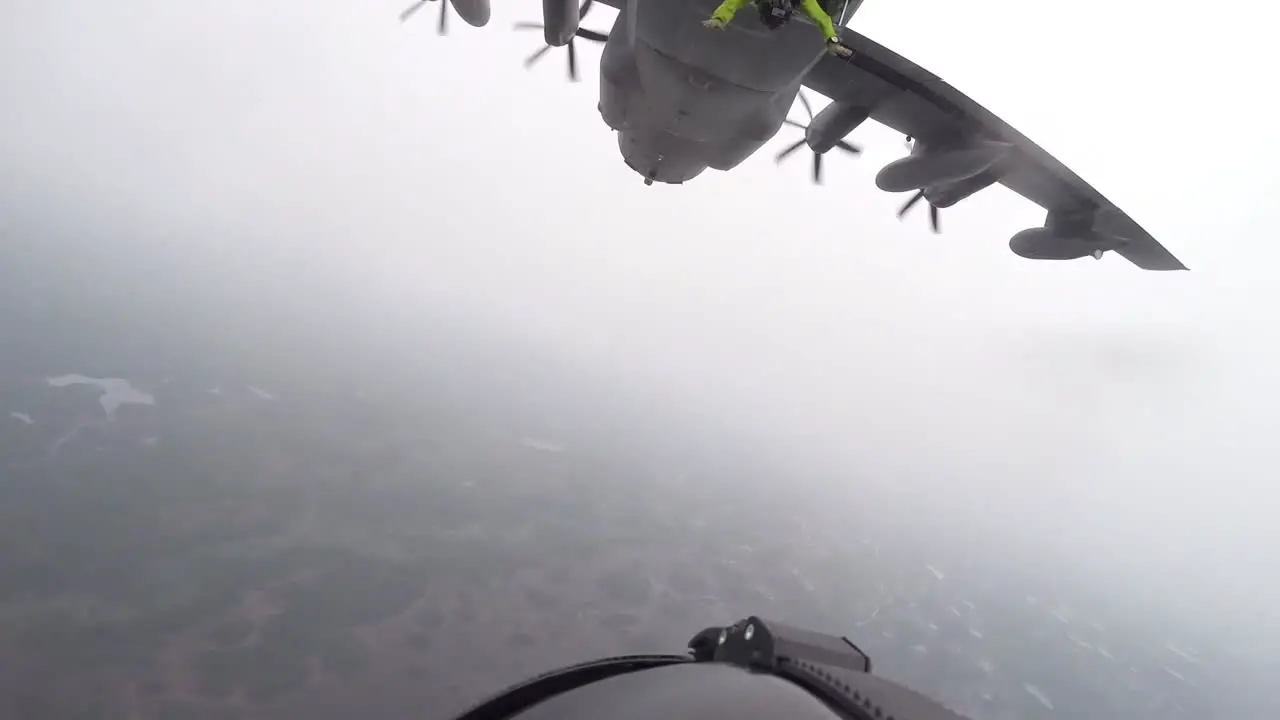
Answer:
897;189;941;234
514;0;609;82
774;91;860;184
400;0;449;35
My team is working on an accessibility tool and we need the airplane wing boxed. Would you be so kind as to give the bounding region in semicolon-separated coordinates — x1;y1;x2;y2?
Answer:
802;30;1187;271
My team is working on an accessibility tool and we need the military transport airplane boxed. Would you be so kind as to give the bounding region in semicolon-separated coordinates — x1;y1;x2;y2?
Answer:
399;0;1187;271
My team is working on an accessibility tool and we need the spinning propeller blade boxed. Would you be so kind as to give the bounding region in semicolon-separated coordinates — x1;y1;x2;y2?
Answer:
774;91;860;185
400;0;448;35
897;189;941;233
514;0;607;82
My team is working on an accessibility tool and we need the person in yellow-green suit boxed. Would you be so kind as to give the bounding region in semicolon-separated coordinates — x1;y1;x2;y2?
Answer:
703;0;854;57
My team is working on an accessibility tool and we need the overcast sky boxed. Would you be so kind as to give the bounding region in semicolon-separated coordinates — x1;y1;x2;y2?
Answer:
2;0;1277;647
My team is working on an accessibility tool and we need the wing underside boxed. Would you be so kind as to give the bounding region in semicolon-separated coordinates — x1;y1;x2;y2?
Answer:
799;30;1185;270
579;3;1182;270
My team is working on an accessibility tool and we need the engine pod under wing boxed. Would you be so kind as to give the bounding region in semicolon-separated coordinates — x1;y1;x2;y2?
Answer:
451;0;491;27
875;141;1011;193
1009;227;1118;260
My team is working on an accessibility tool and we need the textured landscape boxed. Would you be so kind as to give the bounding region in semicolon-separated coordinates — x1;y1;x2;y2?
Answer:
0;358;1227;720
0;223;1257;720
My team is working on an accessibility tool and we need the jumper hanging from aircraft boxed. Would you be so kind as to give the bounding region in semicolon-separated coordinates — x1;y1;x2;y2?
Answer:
398;0;1186;271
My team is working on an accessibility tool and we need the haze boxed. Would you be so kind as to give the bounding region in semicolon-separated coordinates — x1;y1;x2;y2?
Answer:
2;0;1277;714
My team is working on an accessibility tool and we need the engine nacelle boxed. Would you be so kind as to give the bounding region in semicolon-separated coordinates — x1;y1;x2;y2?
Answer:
1009;227;1122;261
875;140;1011;193
450;0;491;27
923;170;998;209
807;102;870;154
542;0;580;46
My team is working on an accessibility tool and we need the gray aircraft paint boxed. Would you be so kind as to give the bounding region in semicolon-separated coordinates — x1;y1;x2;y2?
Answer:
599;0;856;184
438;0;1180;269
502;0;1185;269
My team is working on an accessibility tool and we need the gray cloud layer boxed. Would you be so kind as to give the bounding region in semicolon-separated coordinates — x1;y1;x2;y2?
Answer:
3;0;1276;670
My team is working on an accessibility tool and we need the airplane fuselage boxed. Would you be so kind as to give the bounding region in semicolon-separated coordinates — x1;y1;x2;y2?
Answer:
598;0;855;184
429;0;1186;269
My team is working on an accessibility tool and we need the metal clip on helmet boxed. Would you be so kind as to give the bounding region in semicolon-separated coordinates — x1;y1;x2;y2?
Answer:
450;615;974;720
